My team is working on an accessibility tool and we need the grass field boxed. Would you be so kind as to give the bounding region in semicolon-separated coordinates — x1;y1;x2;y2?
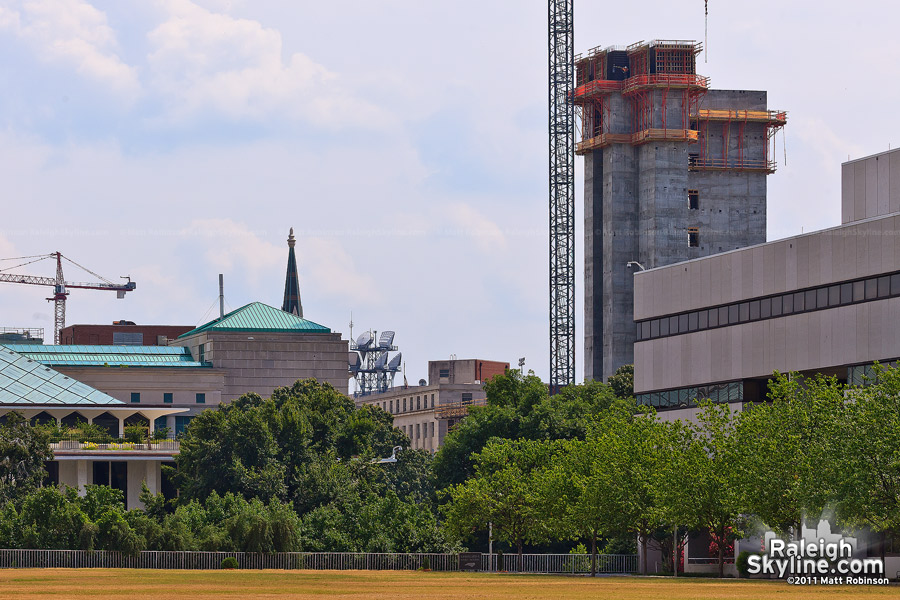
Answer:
0;570;895;599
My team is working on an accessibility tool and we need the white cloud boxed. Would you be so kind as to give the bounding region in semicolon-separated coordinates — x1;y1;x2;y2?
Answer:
1;0;140;102
147;0;388;127
442;203;508;253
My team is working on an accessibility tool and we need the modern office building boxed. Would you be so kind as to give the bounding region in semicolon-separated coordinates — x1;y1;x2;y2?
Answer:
353;358;509;452
633;148;900;418
573;40;786;381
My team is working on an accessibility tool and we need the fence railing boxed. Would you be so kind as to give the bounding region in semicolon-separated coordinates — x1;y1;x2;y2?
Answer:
0;550;638;573
50;440;180;453
483;553;638;574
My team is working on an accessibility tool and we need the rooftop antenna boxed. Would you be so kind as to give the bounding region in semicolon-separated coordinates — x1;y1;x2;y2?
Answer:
704;0;709;63
218;274;224;318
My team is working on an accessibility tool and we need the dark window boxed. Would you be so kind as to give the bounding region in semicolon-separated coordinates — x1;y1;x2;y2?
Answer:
892;274;900;295
840;283;853;304
718;306;728;326
785;293;796;313
416;396;421;410
688;312;698;331
678;314;689;332
771;295;783;316
390;400;394;412
805;290;817;310
826;285;839;307
739;303;750;322
196;393;205;404
708;308;719;328
93;461;110;486
698;310;708;329
131;392;140;404
853;280;866;301
865;278;878;300
749;300;760;320
878;276;891;298
728;305;739;324
760;298;772;318
403;398;407;411
669;315;679;334
439;368;450;378
198;344;205;363
688;189;699;210
816;287;828;308
660;317;670;336
163;392;173;404
462;393;473;405
642;321;651;340
175;416;193;437
793;292;805;312
688;227;699;247
688;153;700;167
650;319;660;337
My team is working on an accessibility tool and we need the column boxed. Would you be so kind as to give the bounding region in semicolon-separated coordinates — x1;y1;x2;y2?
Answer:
145;461;159;495
76;460;88;496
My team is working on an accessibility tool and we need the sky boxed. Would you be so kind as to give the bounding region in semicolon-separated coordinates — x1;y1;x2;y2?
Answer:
0;0;898;385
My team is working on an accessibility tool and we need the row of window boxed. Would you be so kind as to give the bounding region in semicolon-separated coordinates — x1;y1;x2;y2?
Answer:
131;392;206;404
401;421;436;440
636;381;743;409
636;272;900;342
375;393;436;414
153;415;193;436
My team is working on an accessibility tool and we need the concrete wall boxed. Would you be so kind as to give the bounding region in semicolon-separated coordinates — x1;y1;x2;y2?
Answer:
59;325;192;346
583;88;772;382
633;213;900;393
179;331;349;400
842;148;900;224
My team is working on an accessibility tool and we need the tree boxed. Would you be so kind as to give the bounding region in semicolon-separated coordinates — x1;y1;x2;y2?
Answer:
433;371;634;489
606;364;634;399
665;402;746;578
0;412;53;504
174;379;407;509
830;364;900;560
443;439;557;558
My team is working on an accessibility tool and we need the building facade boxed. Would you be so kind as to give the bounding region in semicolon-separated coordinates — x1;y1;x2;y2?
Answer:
574;40;786;381
59;323;192;346
633;148;900;416
354;358;509;452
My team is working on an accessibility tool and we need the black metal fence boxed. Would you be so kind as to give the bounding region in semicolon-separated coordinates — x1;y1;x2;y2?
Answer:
0;550;637;573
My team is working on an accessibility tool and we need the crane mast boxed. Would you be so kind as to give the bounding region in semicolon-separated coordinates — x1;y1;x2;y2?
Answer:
0;252;136;344
548;0;575;392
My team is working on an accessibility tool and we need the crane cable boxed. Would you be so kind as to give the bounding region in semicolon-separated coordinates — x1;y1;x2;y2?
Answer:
0;255;53;274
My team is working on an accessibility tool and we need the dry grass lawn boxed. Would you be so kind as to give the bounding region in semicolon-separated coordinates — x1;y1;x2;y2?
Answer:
0;569;895;599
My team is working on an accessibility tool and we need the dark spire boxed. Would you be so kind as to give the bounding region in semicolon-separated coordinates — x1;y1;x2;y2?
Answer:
282;228;303;317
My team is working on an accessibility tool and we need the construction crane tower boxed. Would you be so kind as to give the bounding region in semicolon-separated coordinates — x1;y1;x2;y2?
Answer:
0;252;136;344
548;0;575;392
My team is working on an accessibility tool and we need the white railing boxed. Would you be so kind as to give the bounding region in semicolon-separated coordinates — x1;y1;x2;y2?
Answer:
0;550;637;573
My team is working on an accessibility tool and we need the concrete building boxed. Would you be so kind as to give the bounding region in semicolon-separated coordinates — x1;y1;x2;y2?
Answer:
632;148;900;416
573;40;786;381
354;358;509;452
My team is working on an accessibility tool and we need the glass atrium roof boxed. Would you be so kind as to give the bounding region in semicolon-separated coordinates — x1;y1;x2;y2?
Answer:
0;347;123;406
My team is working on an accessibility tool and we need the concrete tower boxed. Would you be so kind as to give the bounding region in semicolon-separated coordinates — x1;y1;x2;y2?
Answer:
574;40;786;382
282;228;303;317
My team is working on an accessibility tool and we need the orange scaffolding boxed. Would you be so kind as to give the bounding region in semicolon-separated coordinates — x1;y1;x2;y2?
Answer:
691;108;787;173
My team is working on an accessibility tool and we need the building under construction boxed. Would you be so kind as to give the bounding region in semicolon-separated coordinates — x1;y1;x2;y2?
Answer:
573;40;786;382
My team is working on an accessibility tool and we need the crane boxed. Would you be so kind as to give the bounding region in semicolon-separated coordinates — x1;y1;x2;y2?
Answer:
548;0;575;393
0;252;136;344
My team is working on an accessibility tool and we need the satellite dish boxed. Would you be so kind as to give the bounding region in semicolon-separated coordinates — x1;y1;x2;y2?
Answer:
387;352;402;370
418;378;427;386
374;353;387;369
356;331;373;348
378;331;395;349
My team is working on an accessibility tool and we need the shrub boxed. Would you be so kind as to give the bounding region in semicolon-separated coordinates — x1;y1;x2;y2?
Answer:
736;550;757;578
152;427;172;441
221;556;239;569
124;423;148;444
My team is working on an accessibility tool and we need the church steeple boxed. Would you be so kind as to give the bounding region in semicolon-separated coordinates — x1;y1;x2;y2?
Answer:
282;228;303;317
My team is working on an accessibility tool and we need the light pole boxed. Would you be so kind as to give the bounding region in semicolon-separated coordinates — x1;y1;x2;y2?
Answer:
626;261;646;272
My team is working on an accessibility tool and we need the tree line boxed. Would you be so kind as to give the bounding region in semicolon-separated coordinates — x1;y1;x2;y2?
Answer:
0;364;897;575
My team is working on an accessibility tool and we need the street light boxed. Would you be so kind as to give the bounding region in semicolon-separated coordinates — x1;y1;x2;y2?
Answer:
626;261;646;272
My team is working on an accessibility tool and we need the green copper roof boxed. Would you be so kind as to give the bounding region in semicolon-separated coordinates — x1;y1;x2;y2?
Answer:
0;347;124;406
178;302;331;338
3;345;208;368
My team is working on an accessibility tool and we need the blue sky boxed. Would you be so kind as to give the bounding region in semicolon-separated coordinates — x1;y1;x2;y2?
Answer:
0;0;898;384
